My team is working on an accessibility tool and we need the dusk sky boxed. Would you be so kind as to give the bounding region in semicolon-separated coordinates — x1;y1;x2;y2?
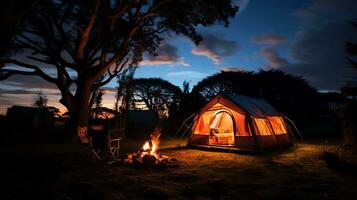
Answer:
1;0;357;114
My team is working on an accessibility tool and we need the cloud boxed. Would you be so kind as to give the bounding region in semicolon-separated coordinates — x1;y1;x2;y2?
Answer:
280;0;357;90
191;33;240;64
140;44;189;67
0;88;39;95
220;66;246;72
100;87;118;96
0;88;60;95
234;0;251;12
0;75;58;90
166;70;208;79
0;75;69;114
251;34;286;45
260;48;289;68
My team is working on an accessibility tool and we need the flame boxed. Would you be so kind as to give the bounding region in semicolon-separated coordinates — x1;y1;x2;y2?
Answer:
143;141;150;150
141;128;161;158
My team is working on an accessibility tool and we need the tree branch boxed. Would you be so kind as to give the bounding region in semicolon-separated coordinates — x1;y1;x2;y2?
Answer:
95;57;130;88
0;60;57;83
110;2;137;31
76;0;100;61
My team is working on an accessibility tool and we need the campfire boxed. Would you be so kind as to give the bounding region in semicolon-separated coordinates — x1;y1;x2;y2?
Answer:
123;128;178;168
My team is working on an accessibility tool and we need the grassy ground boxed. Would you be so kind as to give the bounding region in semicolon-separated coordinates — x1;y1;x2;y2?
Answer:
0;139;356;200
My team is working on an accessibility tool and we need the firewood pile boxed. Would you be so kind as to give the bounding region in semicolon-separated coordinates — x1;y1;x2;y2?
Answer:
122;151;179;169
122;128;179;169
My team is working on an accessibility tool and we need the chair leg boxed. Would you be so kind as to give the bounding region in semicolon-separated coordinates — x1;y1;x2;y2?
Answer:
91;148;102;161
107;140;120;164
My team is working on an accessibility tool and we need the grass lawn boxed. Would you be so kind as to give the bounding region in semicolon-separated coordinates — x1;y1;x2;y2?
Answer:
0;139;356;200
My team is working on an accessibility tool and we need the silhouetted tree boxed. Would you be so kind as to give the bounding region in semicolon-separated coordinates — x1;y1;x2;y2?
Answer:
115;66;136;129
32;91;48;108
115;67;136;112
192;70;320;123
0;0;40;60
341;85;357;99
342;20;357;148
346;21;357;69
90;88;104;119
130;78;181;118
164;81;205;136
0;0;238;135
91;107;116;119
192;71;255;100
47;106;61;118
255;70;319;122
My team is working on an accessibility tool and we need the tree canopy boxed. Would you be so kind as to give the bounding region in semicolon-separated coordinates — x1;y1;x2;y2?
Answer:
130;77;182;118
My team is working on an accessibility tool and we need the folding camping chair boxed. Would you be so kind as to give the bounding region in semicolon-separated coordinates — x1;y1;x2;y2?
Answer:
78;125;122;164
78;126;102;161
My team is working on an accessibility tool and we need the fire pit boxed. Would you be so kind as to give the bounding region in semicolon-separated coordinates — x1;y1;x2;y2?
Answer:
123;129;178;169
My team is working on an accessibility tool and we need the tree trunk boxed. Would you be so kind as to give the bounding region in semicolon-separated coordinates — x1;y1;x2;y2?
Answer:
63;79;92;142
342;101;357;150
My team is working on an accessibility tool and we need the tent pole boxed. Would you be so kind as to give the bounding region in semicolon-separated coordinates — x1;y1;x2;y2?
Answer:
174;113;197;138
285;123;298;146
284;116;303;142
180;117;197;139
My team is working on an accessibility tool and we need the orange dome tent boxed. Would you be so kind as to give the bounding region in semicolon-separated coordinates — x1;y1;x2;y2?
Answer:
188;93;294;151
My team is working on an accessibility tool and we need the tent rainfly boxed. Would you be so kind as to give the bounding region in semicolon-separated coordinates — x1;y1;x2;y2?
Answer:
188;93;293;150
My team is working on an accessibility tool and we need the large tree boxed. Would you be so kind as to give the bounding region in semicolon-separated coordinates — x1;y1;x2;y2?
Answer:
192;70;255;100
0;0;39;59
0;0;238;134
130;78;182;118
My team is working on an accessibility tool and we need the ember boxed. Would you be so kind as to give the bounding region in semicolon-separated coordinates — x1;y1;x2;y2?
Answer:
123;128;178;168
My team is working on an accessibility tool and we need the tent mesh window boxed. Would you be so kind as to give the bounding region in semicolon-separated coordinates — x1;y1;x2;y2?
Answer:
253;118;273;136
268;116;287;135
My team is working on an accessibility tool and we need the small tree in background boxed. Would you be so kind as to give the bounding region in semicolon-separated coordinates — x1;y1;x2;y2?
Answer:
90;88;105;119
32;90;48;108
115;67;136;129
95;89;104;110
46;106;61;118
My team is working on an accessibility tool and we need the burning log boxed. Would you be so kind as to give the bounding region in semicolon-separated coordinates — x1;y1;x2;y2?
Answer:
122;128;179;169
142;154;157;168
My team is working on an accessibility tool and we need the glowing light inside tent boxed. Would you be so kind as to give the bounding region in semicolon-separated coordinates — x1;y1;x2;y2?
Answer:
254;118;273;136
268;116;287;135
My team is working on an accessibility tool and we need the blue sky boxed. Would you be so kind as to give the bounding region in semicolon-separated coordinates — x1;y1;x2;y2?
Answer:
133;0;357;88
1;0;357;114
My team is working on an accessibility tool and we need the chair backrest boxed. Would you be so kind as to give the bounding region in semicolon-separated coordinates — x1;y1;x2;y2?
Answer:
89;124;104;131
108;128;125;140
88;124;109;149
78;126;90;144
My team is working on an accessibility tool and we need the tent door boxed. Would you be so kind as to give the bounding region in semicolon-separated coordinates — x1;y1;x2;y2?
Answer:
208;110;235;146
